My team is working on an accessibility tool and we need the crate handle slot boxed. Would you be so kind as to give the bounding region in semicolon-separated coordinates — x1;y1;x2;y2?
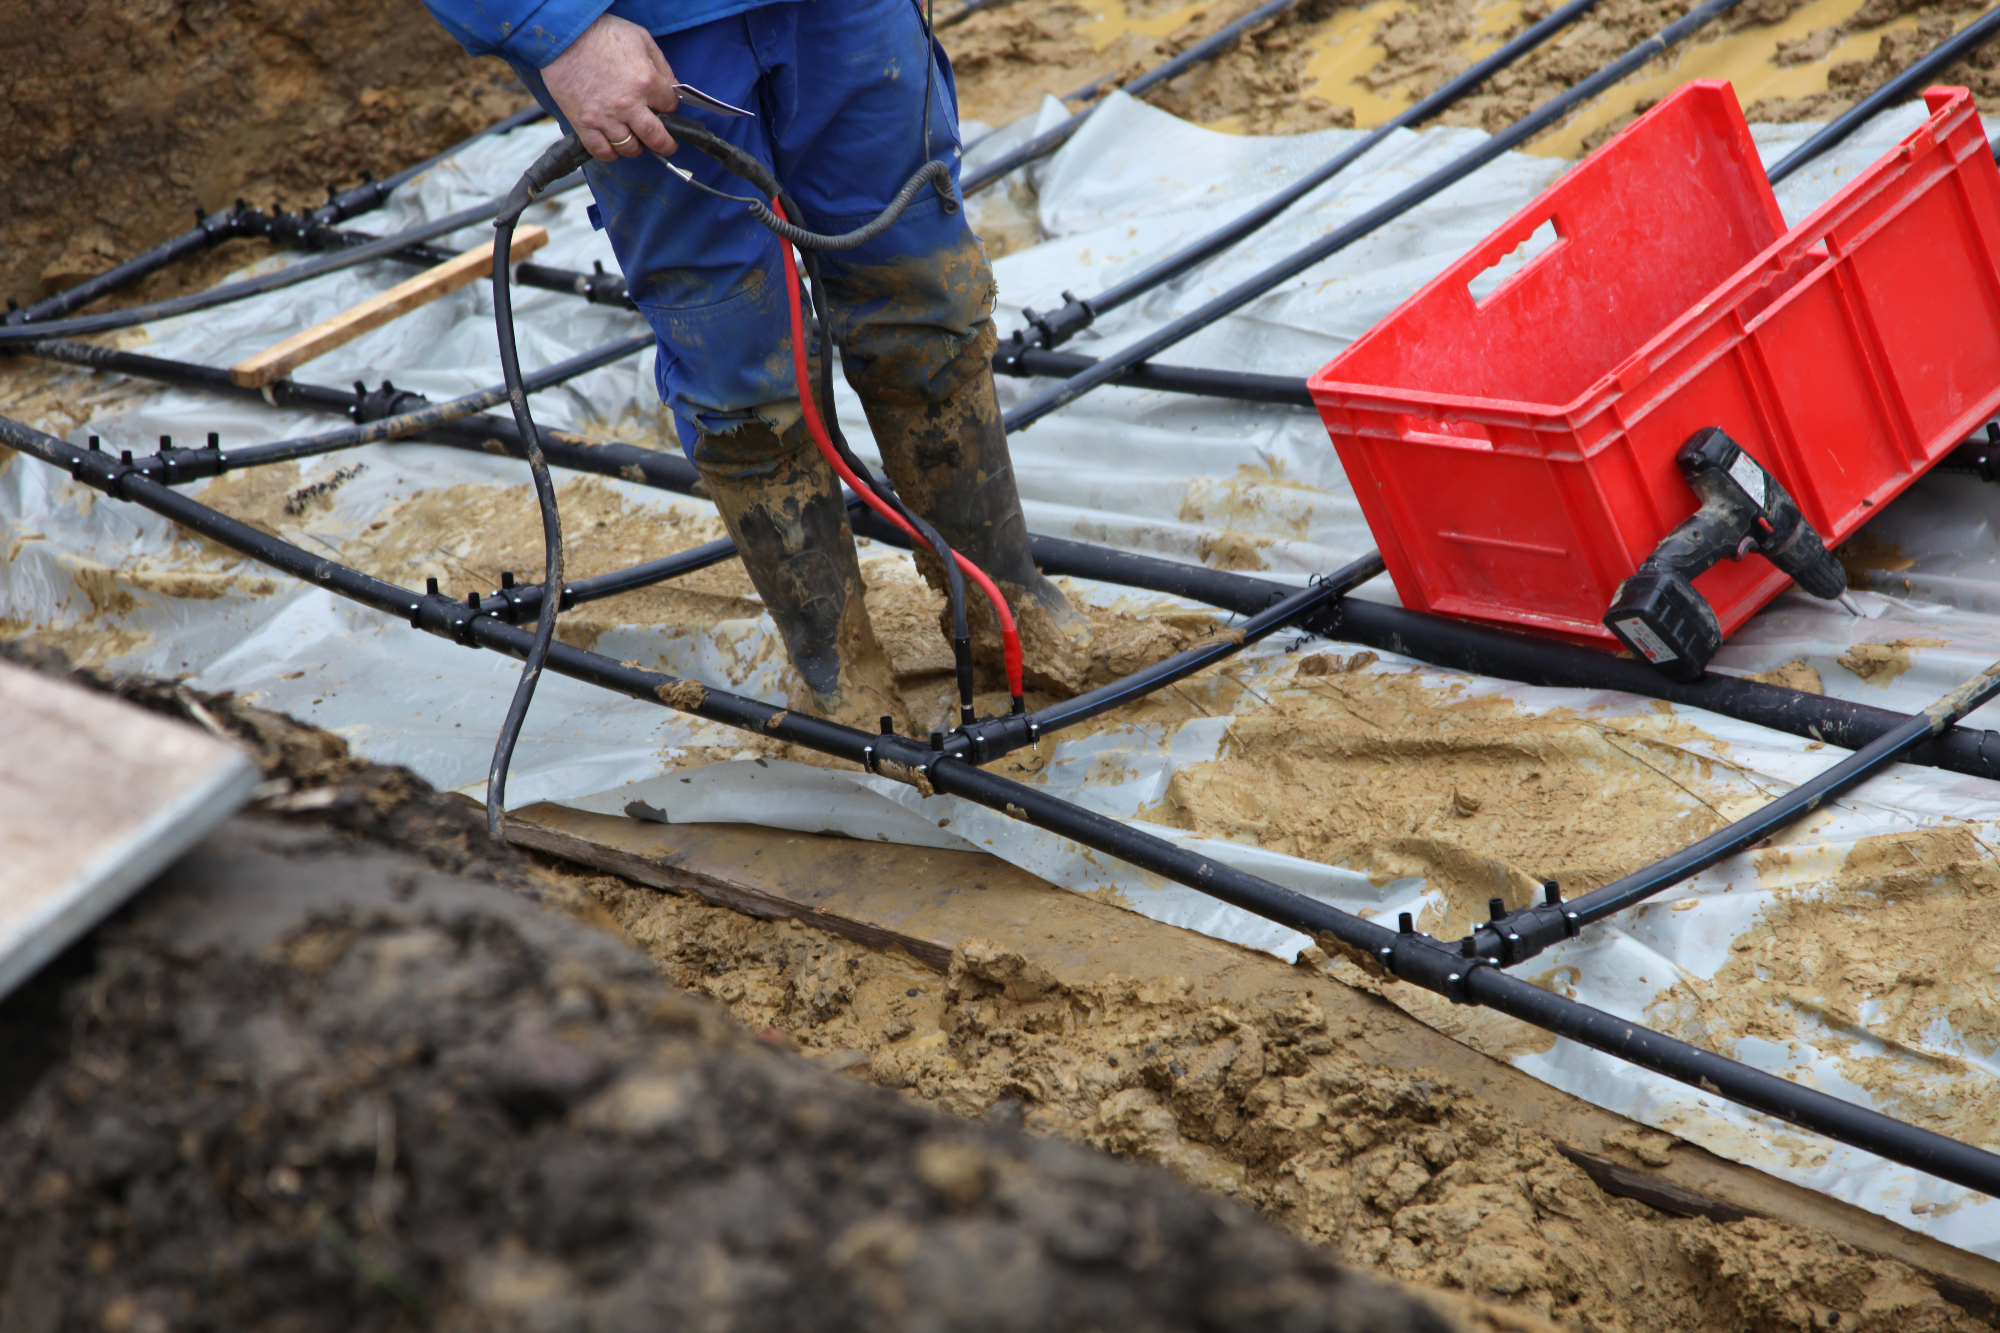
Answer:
1467;216;1565;308
1397;414;1493;449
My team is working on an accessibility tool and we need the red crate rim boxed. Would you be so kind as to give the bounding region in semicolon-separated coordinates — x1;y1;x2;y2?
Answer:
1306;84;1981;433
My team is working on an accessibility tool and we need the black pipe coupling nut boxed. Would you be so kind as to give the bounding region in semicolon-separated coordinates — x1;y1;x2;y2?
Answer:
1442;956;1496;1005
1461;897;1580;968
145;446;229;487
1020;292;1097;350
485;582;538;625
351;380;431;425
68;446;139;501
411;586;482;645
953;710;1035;764
1377;932;1476;1001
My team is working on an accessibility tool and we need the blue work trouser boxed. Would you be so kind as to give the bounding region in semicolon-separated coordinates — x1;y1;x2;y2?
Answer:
513;0;996;477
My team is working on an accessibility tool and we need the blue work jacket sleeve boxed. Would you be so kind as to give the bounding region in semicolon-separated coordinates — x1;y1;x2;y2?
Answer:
420;0;614;66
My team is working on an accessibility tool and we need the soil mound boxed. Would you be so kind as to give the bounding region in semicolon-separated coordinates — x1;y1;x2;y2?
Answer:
0;813;1449;1333
0;0;532;310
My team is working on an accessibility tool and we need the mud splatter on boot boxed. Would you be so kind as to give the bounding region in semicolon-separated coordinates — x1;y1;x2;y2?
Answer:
858;354;1096;695
692;417;913;733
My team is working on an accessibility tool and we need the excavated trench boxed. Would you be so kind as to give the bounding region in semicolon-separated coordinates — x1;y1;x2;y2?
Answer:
6;0;2000;1329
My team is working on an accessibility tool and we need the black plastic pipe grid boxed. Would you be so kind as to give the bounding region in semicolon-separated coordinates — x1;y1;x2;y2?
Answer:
1;106;549;326
47;329;2000;1018
27;332;2000;790
18;5;2000;991
5;401;2000;1199
3;5;2000;1184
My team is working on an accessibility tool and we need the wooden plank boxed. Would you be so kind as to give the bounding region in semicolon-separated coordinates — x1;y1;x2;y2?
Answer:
229;226;549;389
506;802;2000;1308
0;662;259;1000
502;815;954;972
1553;1145;1757;1224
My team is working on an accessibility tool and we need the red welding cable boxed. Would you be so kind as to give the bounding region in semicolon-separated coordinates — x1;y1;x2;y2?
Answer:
773;203;1026;703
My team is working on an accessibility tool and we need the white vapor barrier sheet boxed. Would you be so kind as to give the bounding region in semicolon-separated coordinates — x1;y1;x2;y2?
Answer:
7;94;2000;1257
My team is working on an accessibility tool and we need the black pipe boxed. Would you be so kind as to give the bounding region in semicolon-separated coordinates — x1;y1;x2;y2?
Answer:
1459;658;2000;971
1001;346;1311;404
9;105;548;325
0;172;589;348
30;333;2000;788
9;400;2000;1198
948;552;1385;761
1456;963;2000;1197
515;259;638;309
1003;0;1605;358
1002;531;2000;782
477;535;743;623
1002;0;1744;431
226;179;1314;413
20;336;706;493
0;199;500;346
503;261;1319;405
1767;6;2000;185
924;751;2000;1198
959;0;1299;198
369;104;550;194
11;206;261;324
147;336;648;484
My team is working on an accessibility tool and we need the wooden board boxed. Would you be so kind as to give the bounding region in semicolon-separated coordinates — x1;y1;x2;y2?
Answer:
507;801;2000;1311
229;226;549;389
0;661;259;999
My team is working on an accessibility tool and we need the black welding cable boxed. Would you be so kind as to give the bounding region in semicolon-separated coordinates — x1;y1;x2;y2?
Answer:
483;135;582;838
1003;0;1745;431
1011;0;1606;354
1768;6;2000;185
12;402;2000;1195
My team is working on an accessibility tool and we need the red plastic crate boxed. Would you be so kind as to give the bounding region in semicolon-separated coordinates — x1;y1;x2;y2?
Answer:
1309;82;2000;649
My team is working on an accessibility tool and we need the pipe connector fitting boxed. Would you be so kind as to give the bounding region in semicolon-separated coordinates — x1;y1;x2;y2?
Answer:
411;581;482;646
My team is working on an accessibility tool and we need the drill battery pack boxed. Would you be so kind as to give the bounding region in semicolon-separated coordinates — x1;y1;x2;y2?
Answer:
1308;80;2000;656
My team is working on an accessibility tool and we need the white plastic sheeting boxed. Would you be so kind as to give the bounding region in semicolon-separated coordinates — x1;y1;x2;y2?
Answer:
7;92;2000;1258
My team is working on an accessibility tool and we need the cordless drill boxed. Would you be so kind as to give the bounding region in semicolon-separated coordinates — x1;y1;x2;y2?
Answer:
1603;427;1857;681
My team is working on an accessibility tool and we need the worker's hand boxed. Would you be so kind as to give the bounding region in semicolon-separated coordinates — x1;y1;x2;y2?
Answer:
541;13;680;162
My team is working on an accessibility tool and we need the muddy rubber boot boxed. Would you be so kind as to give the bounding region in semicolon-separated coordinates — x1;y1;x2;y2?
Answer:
692;421;913;734
862;371;1094;695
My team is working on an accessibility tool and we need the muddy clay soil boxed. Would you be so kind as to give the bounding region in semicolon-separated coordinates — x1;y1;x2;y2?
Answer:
588;832;2000;1333
158;459;1214;736
0;0;534;311
0;641;1476;1333
12;0;2000;313
3;643;1989;1332
5;3;2000;1330
942;0;2000;150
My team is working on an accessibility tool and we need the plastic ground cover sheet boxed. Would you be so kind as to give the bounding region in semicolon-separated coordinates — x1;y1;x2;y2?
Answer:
8;92;2000;1258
